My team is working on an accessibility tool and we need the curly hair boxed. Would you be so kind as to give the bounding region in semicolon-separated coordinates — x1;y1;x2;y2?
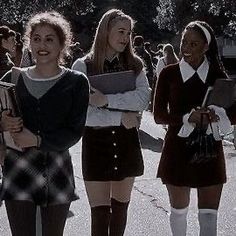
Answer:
23;11;73;64
0;26;16;47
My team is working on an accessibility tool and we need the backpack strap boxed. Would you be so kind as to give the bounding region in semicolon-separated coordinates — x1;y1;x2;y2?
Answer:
11;66;25;84
162;58;167;66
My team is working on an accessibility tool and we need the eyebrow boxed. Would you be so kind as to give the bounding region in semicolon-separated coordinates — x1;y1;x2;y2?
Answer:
118;27;131;32
183;38;201;43
33;33;56;37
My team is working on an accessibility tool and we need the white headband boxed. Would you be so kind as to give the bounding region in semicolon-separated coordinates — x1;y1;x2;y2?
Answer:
195;23;211;45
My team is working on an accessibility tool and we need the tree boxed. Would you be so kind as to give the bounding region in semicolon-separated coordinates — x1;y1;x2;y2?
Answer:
0;0;94;29
153;0;236;38
1;0;236;49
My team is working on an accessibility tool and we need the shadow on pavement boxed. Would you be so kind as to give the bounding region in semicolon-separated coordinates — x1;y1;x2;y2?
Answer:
67;210;75;218
139;129;164;153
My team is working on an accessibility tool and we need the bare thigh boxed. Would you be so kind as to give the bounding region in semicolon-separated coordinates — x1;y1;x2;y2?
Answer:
84;181;111;207
166;184;191;209
112;177;135;202
197;184;223;209
84;177;135;207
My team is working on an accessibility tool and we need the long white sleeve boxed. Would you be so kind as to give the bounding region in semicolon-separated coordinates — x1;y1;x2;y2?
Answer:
106;70;151;111
155;57;166;79
72;58;150;127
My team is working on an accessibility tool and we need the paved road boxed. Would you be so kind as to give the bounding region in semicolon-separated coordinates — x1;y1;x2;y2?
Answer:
0;111;236;235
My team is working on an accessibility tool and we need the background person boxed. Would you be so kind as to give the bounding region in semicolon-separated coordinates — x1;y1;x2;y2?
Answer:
0;26;16;78
11;32;24;67
152;43;179;115
144;41;158;66
133;35;154;88
155;43;179;83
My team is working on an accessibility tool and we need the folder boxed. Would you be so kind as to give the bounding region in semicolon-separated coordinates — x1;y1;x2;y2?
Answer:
206;78;236;108
88;70;136;94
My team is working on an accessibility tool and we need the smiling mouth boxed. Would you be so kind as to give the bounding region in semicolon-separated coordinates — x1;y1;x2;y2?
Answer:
183;53;191;57
38;51;49;56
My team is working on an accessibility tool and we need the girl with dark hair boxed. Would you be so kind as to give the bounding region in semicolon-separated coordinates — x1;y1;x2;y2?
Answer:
72;8;150;236
0;26;16;78
153;20;234;236
0;11;89;236
11;32;24;67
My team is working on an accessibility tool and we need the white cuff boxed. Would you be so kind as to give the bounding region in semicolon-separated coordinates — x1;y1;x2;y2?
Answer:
178;111;195;137
208;105;232;137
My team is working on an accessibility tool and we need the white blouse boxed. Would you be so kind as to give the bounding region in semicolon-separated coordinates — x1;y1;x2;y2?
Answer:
72;58;151;127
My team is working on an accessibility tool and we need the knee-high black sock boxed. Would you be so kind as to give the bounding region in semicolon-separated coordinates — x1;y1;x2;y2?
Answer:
91;205;111;236
110;198;130;236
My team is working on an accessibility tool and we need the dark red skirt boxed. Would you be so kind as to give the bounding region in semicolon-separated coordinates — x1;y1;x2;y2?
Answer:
157;127;226;187
82;126;143;181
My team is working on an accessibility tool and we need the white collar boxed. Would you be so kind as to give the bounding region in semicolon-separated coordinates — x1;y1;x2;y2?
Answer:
179;57;209;83
105;54;119;62
25;66;66;81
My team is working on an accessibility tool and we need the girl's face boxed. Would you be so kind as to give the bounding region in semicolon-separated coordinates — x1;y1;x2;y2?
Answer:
30;24;62;65
2;36;16;54
106;19;131;58
180;28;209;69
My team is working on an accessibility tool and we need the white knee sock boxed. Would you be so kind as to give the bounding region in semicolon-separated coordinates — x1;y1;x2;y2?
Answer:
198;208;217;236
170;207;188;236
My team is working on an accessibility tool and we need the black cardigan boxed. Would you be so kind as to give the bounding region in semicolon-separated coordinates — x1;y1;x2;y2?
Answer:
2;69;89;152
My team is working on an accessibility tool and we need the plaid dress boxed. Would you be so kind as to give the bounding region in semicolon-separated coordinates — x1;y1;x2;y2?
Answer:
0;69;89;206
1;148;78;206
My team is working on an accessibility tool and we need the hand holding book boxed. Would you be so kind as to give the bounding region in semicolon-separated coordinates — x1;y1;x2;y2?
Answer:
1;110;23;133
89;87;108;107
0;81;23;151
188;108;219;126
10;127;40;148
121;112;141;129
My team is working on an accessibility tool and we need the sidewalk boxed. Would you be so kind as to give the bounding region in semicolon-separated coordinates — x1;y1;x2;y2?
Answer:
0;111;236;235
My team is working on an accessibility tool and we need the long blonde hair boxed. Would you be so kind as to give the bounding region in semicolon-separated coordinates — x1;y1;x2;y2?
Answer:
87;9;143;74
163;43;179;65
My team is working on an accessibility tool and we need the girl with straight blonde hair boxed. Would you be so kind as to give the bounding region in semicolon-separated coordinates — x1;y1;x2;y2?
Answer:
155;43;179;82
72;8;150;236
